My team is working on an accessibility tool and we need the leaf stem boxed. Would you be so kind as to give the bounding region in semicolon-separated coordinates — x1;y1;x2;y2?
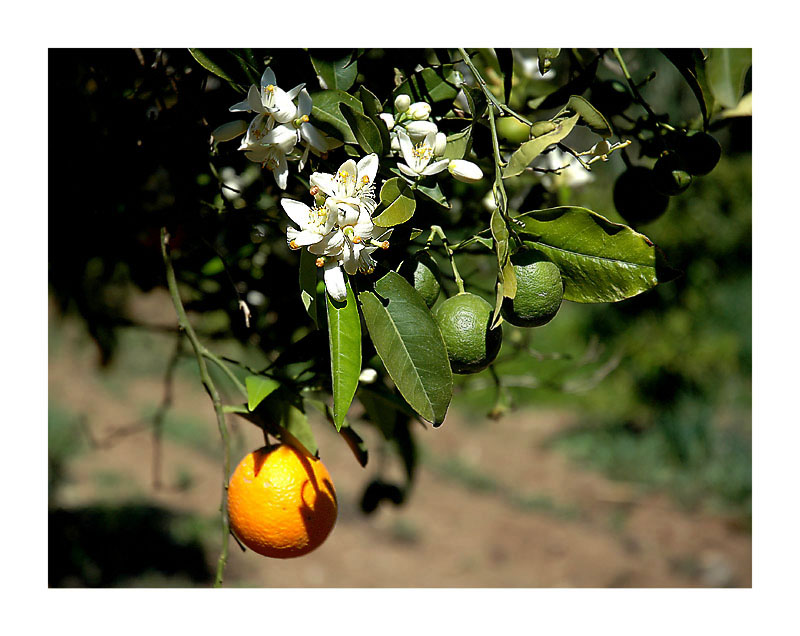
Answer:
612;48;656;119
160;227;232;588
427;225;465;294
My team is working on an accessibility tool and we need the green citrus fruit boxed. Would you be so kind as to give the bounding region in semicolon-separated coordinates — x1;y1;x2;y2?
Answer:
433;293;502;375
529;120;557;138
398;252;441;308
677;131;721;176
501;253;563;327
496;116;531;145
613;166;669;226
653;152;693;196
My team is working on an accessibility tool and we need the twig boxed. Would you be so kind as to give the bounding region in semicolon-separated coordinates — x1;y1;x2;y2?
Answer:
152;332;184;490
160;227;232;588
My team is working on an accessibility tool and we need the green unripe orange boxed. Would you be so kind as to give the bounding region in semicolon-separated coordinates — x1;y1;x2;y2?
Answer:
496;116;531;145
678;131;721;176
501;253;563;327
433;293;502;375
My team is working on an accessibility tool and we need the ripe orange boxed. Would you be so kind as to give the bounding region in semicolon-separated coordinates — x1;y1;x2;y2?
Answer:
227;444;338;559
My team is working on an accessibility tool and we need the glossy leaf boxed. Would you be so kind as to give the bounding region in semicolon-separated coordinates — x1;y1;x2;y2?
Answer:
299;249;320;327
242;393;319;457
245;375;280;411
280;402;318;457
502;113;580;179
359;85;391;155
372;177;417;227
358;272;452;425
568;95;613;137
310;90;363;144
706;48;752;109
394;65;460;110
309;50;358;91
327;276;361;431
514;207;674;303
339;102;383;155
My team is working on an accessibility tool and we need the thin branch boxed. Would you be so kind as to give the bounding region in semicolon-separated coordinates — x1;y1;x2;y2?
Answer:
152;332;184;490
160;226;231;589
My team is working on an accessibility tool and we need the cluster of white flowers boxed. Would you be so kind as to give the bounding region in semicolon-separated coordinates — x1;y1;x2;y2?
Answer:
379;94;484;184
280;154;391;301
211;67;340;190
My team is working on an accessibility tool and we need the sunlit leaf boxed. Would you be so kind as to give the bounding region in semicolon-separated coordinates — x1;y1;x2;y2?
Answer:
245;376;280;411
310;90;363;143
358;272;452;425
372;177;417;227
514;207;676;303
327;275;361;431
299;249;320;327
567;95;614;137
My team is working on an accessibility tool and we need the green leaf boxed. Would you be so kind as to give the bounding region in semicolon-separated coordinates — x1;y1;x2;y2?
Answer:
310;90;363;144
245;376;280;411
529;57;598;110
567;95;614;137
496;48;514;104
279;402;318;457
706;48;752;109
372;177;417;227
201;256;225;276
327;275;361;431
309;50;358;91
502;113;580;179
416;181;450;209
339;102;383;155
188;49;242;92
358;272;452;425
514;207;674;303
659;49;712;128
359;85;391;156
443;127;472;160
299;249;320;327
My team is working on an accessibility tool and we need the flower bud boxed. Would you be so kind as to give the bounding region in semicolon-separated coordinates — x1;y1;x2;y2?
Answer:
408;101;432;120
211;120;248;143
404;120;438;141
448;159;483;183
378;112;395;131
433;132;447;156
394;94;411;113
358;368;378;384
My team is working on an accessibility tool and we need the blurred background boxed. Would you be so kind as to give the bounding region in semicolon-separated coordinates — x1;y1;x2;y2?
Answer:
48;48;751;587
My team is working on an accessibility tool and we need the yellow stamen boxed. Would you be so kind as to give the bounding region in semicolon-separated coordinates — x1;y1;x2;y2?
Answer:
361;175;370;184
309;186;320;196
352;236;362;244
381;241;390;250
315;257;325;268
302;115;309;123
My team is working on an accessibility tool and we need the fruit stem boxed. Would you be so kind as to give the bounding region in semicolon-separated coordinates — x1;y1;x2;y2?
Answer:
428;225;466;294
612;48;657;119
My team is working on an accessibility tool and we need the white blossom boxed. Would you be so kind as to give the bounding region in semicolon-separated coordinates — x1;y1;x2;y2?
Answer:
396;129;449;178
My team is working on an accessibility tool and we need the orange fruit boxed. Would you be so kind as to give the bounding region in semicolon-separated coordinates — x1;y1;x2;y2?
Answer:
227;444;338;559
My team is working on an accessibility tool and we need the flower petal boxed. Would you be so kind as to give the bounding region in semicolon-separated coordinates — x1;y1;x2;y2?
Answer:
272;154;289;190
308;229;344;256
263;124;299;152
398;162;420;178
290;229;326;246
422;159;450;176
212;120;248;142
310;172;337;197
281;198;311;227
300;122;328;153
397;129;414;166
356;154;379;186
337;159;358;196
261;67;276;91
297;88;313;117
286;83;306;101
